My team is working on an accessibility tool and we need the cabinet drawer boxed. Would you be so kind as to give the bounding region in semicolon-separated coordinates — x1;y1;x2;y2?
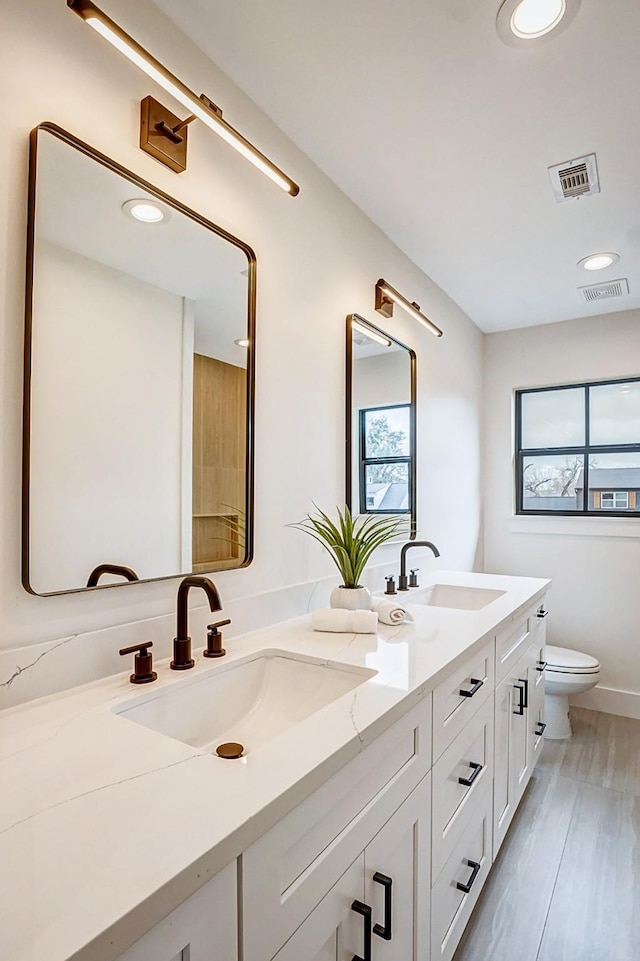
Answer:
431;696;494;880
431;784;493;961
495;605;534;682
270;856;363;961
241;697;431;961
433;640;494;761
529;639;547;767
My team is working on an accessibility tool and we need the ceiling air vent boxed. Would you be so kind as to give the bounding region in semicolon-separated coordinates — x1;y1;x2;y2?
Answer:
579;278;629;304
548;153;600;203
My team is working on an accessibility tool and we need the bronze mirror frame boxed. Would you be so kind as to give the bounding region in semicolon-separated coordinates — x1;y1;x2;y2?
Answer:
345;313;417;538
22;122;256;595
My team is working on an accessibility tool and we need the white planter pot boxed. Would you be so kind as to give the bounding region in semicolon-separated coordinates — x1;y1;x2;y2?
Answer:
329;585;372;611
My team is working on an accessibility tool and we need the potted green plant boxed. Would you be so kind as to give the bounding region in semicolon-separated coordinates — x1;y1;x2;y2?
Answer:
290;505;407;610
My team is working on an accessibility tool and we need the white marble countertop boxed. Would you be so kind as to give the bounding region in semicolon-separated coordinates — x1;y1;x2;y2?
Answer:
0;570;549;961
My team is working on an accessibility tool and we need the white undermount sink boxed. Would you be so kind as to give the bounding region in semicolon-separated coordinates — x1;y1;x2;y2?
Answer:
113;650;376;756
416;584;506;611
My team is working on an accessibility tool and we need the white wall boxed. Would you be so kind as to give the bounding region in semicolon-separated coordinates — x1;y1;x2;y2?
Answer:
0;0;482;691
30;242;185;592
484;309;640;714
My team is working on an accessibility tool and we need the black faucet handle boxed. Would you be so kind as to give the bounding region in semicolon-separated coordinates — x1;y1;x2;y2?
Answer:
409;568;420;588
204;618;231;658
385;575;397;595
119;641;152;656
119;641;157;684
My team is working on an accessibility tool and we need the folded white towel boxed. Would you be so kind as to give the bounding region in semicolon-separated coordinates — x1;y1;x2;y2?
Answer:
371;596;414;625
312;608;378;634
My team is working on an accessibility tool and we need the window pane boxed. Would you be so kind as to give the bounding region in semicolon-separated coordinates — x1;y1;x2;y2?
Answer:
521;454;584;511
363;462;409;512
589;381;640;446
363;406;410;459
521;388;585;449
587;452;640;511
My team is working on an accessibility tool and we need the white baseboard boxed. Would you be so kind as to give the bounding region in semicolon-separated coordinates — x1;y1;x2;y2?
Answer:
570;686;640;720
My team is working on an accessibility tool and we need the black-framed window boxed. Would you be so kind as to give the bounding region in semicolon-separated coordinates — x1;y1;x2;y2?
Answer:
515;377;640;516
359;403;412;514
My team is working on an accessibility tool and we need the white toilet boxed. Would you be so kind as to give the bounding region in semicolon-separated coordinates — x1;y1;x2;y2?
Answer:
544;645;601;739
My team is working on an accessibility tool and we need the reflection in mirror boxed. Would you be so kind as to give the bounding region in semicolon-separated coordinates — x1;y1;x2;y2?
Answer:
346;314;416;534
23;125;255;595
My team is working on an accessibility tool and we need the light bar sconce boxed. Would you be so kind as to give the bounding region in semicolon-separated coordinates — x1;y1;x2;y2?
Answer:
351;318;392;347
375;278;443;337
67;0;300;195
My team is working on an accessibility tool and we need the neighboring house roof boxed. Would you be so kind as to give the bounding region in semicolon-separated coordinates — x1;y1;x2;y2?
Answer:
367;482;408;510
575;468;640;490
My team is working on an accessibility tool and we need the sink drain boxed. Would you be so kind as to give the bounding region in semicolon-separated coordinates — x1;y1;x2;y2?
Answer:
216;741;244;759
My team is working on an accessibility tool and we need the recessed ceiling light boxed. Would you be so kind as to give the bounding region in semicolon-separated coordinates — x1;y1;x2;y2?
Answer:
234;338;250;348
578;252;620;271
496;0;580;46
121;198;169;224
511;0;565;38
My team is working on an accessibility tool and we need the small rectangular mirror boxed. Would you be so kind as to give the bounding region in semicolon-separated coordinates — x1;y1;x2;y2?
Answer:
346;314;416;533
23;124;255;594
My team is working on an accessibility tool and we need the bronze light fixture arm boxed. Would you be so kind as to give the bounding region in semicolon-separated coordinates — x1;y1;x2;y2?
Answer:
375;278;443;337
67;0;300;196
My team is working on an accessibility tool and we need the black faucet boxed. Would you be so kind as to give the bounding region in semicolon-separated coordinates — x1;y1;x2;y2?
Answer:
398;541;440;591
171;575;223;670
86;563;139;587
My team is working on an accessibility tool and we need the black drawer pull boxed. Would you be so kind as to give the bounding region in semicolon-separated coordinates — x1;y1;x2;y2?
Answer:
513;682;525;716
351;900;372;961
458;761;483;787
535;721;547;737
459;677;483;698
537;609;549;619
456;859;482;894
536;660;548;672
372;872;392;941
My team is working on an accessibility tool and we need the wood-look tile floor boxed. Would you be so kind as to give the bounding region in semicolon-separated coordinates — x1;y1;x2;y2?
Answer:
453;708;640;961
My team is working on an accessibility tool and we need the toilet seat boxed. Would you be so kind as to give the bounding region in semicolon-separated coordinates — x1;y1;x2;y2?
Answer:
545;645;600;675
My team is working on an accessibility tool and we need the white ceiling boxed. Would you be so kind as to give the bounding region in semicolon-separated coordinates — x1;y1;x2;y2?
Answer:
152;0;640;332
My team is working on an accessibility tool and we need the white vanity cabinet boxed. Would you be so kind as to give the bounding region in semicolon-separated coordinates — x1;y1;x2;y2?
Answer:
241;698;432;961
114;861;237;961
493;600;548;857
271;775;432;961
430;645;496;961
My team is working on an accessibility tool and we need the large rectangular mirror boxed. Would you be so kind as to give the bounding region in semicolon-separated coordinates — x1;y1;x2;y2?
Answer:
346;314;416;534
23;124;255;595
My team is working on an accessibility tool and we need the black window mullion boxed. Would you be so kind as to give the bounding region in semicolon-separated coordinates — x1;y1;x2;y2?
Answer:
583;385;590;513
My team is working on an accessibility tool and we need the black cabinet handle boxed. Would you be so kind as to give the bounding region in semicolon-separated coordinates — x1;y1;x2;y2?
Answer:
459;677;484;698
351;900;372;961
372;872;392;941
456;859;482;894
537;609;549;619
536;660;548;672
535;721;547;737
458;761;483;787
513;682;525;716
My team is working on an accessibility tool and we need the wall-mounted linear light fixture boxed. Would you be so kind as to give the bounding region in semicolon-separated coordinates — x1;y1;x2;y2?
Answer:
67;0;300;195
351;318;392;347
375;279;443;337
